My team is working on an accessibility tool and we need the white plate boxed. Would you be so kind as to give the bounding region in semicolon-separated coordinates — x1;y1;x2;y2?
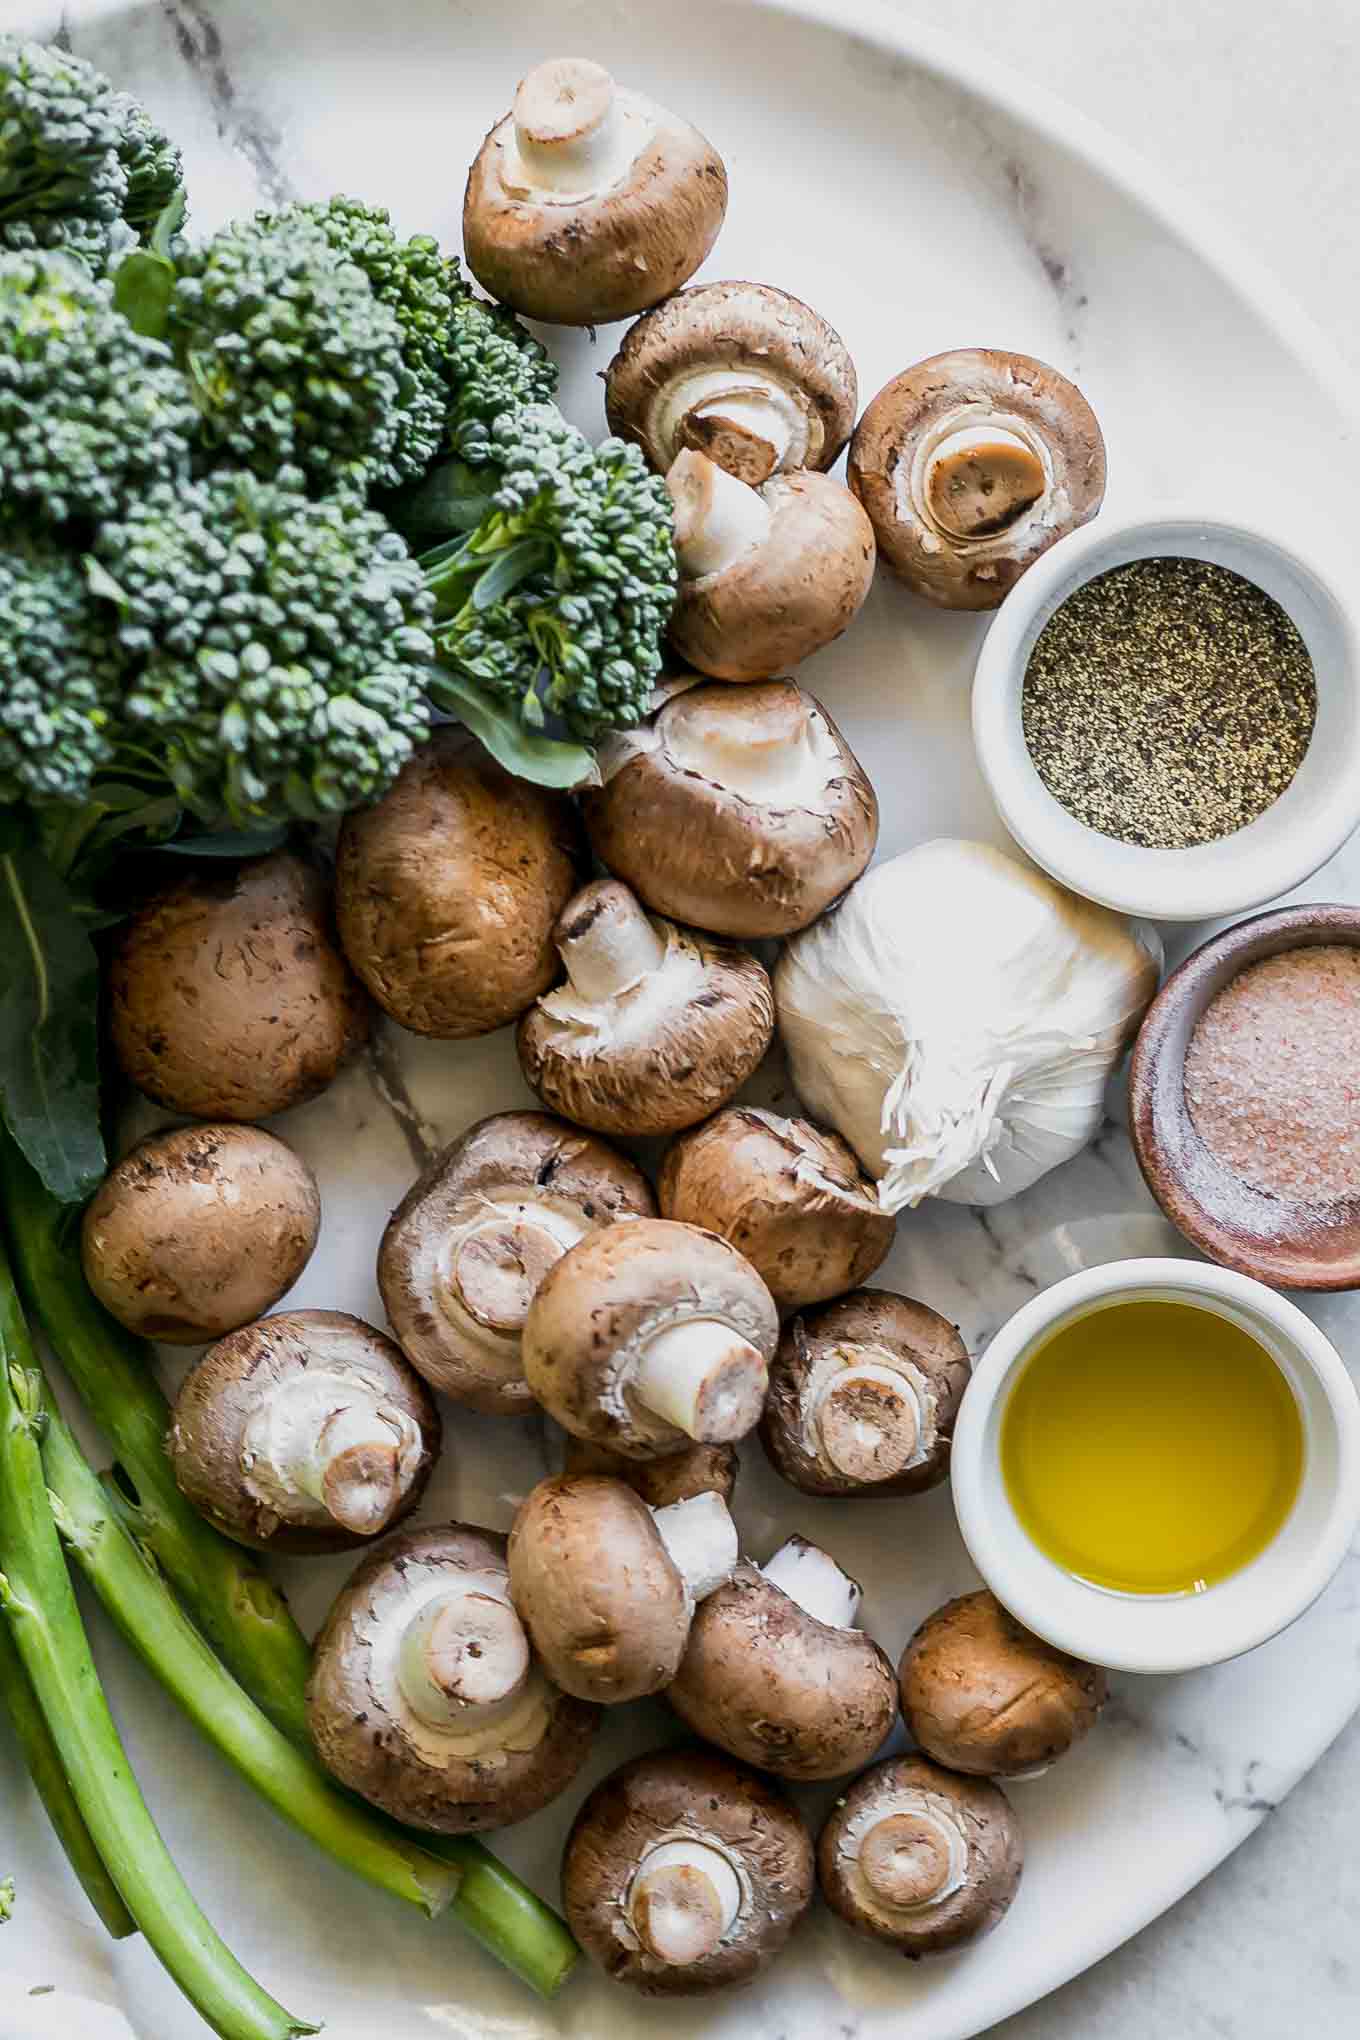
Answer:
7;3;1360;2038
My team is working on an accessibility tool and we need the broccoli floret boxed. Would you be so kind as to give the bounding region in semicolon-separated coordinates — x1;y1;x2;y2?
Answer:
0;250;196;526
0;524;126;805
112;95;183;238
445;293;559;462
422;405;677;744
92;467;436;821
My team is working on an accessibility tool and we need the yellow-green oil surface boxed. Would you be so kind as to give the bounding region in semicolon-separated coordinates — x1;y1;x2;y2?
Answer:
1000;1299;1304;1595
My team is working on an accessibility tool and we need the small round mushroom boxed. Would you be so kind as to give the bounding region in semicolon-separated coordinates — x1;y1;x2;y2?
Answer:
848;349;1107;610
818;1755;1022;1956
760;1289;970;1498
668;1535;897;1781
462;57;727;327
563;1746;815;1995
900;1591;1108;1778
108;852;368;1122
168;1310;440;1554
335;729;583;1039
659;1108;895;1315
561;1434;738;1507
378;1111;654;1415
81;1124;320;1345
606;280;858;484
516;879;774;1136
307;1522;598;1832
583;681;877;939
508;1476;738;1702
523;1217;778;1459
664;451;875;682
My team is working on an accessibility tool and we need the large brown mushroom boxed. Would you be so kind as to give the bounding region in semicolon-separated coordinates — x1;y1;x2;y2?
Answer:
760;1289;970;1498
168;1310;440;1554
378;1112;654;1415
900;1591;1108;1777
307;1522;597;1832
81;1124;320;1345
583;681;877;939
108;852;368;1122
563;1747;815;1995
335;729;583;1039
818;1756;1023;1957
516;879;774;1136
462;57;726;327
606;279;858;484
848;349;1106;610
561;1434;738;1507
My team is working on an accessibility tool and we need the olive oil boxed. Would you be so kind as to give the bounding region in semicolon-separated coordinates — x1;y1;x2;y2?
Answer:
1000;1300;1304;1596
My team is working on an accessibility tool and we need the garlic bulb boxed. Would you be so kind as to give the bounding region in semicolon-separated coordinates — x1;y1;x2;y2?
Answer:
774;840;1160;1210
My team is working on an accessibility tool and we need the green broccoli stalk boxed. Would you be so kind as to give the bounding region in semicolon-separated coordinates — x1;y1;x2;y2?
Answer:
0;1875;12;1922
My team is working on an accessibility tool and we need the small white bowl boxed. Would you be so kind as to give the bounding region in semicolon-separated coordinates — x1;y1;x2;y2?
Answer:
971;511;1360;921
950;1258;1360;1674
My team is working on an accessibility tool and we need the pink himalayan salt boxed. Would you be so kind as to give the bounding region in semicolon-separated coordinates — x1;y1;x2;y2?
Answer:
1184;944;1360;1205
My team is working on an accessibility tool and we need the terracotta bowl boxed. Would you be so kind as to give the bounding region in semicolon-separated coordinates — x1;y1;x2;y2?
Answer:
1129;903;1360;1290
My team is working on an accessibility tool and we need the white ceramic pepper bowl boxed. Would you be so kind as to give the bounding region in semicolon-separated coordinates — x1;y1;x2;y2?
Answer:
950;1258;1360;1674
971;512;1360;921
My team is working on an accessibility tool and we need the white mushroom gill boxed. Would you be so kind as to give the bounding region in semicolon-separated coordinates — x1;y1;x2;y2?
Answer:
504;58;653;202
903;404;1056;555
633;1319;768;1443
760;1536;862;1630
375;1567;552;1761
661;688;844;809
659;372;812;481
838;1792;970;1917
241;1371;425;1535
666;450;773;581
651;1492;739;1604
627;1836;744;1965
803;1342;932;1484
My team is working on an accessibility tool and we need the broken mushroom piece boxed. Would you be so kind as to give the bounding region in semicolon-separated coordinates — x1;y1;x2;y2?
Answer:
561;1434;738;1507
818;1755;1023;1957
760;1289;970;1497
516;879;774;1136
606;279;858;484
378;1111;654;1415
523;1218;778;1459
508;1476;738;1702
668;1536;897;1781
900;1591;1108;1778
307;1522;597;1832
848;349;1107;610
168;1310;440;1555
563;1747;815;1996
462;57;726;326
583;681;877;939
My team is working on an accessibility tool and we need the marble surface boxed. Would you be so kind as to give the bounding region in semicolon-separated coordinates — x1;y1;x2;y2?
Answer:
4;2;1360;2037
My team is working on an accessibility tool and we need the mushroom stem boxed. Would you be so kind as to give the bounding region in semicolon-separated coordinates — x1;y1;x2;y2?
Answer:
396;1586;531;1732
445;1207;583;1334
665;372;806;483
812;1363;923;1483
666;450;772;580
510;57;636;199
634;1319;769;1443
760;1536;861;1629
652;1492;739;1603
557;880;666;1003
628;1838;742;1965
920;421;1047;541
660;684;837;807
856;1801;968;1913
241;1373;424;1538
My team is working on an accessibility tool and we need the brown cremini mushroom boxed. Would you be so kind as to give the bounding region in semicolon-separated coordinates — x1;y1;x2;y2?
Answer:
659;1108;895;1315
307;1521;597;1832
561;1434;738;1507
378;1111;654;1415
583;681;877;939
848;349;1106;610
335;729;583;1039
462;58;726;327
900;1590;1107;1777
818;1755;1022;1956
81;1124;320;1345
605;280;858;484
168;1310;440;1554
516;879;774;1135
668;1535;897;1780
108;852;368;1122
760;1289;970;1497
523;1217;778;1459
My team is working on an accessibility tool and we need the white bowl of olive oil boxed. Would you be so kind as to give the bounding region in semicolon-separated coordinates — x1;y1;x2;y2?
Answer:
951;1258;1360;1674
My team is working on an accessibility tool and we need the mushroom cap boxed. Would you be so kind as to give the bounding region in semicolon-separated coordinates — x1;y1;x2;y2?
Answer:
562;1746;815;1995
335;730;583;1039
760;1288;970;1498
523;1218;779;1458
848;349;1107;610
378;1111;655;1414
583;681;878;939
605;280;858;482
818;1754;1022;1956
81;1124;320;1345
508;1476;690;1702
900;1590;1108;1777
668;1561;898;1780
168;1309;440;1555
108;852;369;1122
668;469;876;683
307;1521;598;1831
561;1435;738;1507
659;1107;895;1315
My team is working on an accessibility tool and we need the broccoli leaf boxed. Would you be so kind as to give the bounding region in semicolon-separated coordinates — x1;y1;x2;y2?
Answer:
427;678;598;791
112;244;174;339
158;825;288;859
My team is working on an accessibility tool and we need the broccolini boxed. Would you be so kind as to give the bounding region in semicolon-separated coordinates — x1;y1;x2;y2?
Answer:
0;525;127;805
445;291;558;461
